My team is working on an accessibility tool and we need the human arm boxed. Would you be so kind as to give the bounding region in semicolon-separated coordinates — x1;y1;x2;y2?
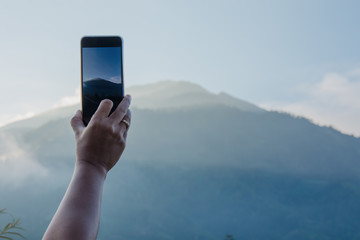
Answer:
43;96;131;240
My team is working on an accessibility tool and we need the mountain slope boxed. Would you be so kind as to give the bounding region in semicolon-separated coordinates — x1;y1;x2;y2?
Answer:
2;81;260;131
1;81;360;240
127;81;263;111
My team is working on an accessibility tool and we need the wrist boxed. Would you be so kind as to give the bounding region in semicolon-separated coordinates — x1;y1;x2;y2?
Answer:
75;159;107;180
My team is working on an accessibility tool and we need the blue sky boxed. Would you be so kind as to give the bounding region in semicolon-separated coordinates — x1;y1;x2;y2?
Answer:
1;0;360;135
82;47;122;83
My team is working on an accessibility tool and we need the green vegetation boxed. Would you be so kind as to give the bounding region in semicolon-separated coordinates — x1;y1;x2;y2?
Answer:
0;209;25;240
1;81;360;239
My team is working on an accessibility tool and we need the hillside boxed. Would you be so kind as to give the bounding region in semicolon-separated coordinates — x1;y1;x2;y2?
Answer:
1;81;360;240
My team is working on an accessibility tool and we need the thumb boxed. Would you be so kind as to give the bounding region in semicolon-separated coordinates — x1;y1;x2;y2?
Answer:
71;110;85;137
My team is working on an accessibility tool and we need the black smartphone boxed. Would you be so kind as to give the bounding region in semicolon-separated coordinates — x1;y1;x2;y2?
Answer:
81;36;124;125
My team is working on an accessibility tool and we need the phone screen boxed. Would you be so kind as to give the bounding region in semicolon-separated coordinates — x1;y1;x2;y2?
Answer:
81;42;123;125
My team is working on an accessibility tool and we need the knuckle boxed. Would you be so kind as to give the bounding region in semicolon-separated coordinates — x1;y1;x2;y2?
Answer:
70;116;76;125
112;131;122;142
119;138;126;149
90;118;100;126
113;132;126;146
89;119;102;129
118;109;127;117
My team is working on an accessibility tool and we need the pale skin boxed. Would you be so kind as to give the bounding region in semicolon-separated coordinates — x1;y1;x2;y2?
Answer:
43;95;132;240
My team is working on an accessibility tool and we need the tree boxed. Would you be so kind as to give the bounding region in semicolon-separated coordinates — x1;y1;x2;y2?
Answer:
0;209;25;240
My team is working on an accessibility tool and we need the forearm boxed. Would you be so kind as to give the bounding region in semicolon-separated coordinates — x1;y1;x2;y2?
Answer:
43;97;131;239
43;161;106;240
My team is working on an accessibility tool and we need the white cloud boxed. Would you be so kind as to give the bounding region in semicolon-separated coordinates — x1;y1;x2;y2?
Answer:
0;132;48;186
311;72;360;108
261;68;360;137
0;112;35;128
53;86;80;108
109;76;122;84
0;87;80;128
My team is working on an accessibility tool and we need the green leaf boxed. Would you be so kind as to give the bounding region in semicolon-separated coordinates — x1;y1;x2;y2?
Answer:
0;209;25;239
0;236;13;240
3;226;11;231
3;223;11;232
4;232;25;238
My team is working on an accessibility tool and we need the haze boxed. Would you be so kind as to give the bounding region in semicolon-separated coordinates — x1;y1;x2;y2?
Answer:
1;0;360;135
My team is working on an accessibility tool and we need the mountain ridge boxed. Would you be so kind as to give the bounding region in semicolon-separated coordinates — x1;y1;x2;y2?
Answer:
84;78;122;86
1;80;262;131
127;80;263;112
1;80;360;239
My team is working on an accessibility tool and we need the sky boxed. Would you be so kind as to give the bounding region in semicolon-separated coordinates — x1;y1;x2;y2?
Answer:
82;47;122;83
1;0;360;135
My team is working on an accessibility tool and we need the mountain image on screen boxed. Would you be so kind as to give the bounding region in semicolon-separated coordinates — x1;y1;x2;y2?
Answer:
83;78;122;119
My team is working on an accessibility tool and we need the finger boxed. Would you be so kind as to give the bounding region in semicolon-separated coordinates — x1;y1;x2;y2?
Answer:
71;110;85;137
121;109;132;129
117;109;132;137
123;109;132;139
91;99;113;121
109;95;131;122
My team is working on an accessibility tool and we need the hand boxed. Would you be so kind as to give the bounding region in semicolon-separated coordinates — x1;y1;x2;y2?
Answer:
70;95;132;175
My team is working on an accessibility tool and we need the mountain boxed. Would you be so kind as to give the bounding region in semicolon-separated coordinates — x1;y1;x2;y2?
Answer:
84;77;122;86
2;81;261;131
128;80;263;111
1;81;360;240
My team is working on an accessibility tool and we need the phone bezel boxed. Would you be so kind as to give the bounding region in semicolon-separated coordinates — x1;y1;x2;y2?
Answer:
80;36;124;125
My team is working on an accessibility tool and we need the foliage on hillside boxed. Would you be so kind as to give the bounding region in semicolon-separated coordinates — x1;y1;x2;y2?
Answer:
0;209;24;240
